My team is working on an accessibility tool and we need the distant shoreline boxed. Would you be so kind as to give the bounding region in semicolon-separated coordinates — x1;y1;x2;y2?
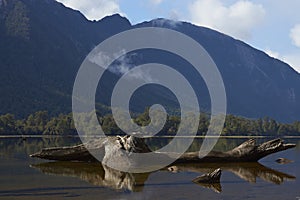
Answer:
0;135;79;138
1;135;300;139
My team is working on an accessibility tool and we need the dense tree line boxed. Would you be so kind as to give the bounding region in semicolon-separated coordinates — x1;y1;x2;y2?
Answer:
0;110;300;136
0;111;76;135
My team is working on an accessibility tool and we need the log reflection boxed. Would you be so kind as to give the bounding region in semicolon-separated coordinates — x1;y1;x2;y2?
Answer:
169;162;295;184
194;182;222;193
31;162;295;193
169;162;296;192
30;162;149;192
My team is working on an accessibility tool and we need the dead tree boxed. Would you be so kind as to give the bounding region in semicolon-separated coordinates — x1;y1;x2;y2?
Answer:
30;136;296;165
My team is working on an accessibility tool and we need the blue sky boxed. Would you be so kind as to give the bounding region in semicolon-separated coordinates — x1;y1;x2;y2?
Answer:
56;0;300;72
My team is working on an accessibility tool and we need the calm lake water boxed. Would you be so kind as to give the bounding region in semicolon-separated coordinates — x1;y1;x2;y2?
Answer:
0;137;299;200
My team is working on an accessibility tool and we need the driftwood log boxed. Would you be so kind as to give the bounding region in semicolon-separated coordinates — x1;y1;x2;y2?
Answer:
192;168;222;193
175;138;296;163
30;136;296;165
192;168;222;184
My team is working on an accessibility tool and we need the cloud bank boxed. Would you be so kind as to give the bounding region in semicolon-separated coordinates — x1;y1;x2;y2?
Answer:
188;0;265;40
290;24;300;48
56;0;121;20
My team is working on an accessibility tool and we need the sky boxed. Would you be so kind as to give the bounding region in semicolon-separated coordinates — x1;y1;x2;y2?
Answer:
56;0;300;73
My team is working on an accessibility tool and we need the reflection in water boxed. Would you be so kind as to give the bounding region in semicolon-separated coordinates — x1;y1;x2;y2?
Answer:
30;162;150;192
171;162;296;183
194;182;222;193
0;137;81;158
31;161;296;193
170;162;296;193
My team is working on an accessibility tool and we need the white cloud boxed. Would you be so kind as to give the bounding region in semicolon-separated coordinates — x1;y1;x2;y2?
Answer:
188;0;265;40
265;48;300;73
110;53;155;82
169;9;180;21
265;24;300;73
150;0;163;5
265;48;280;59
290;24;300;48
56;0;121;20
88;50;154;82
282;54;300;73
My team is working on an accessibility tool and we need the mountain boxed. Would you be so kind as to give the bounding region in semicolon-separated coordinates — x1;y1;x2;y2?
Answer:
0;0;300;122
133;19;300;122
0;0;131;116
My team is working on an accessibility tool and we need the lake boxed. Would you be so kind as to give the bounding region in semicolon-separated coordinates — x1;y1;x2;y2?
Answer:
0;137;299;200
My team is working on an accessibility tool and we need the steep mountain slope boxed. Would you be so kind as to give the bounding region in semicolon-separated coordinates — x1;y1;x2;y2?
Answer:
0;0;131;116
134;19;300;121
0;0;300;122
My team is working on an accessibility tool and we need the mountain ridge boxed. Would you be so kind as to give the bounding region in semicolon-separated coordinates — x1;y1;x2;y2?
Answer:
1;0;300;122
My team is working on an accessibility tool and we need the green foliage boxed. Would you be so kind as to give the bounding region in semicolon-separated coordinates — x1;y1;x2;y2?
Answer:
0;113;17;134
0;110;300;136
43;113;75;135
5;0;30;39
23;111;49;134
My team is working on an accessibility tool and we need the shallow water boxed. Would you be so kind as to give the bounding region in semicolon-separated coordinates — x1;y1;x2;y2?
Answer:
0;137;299;200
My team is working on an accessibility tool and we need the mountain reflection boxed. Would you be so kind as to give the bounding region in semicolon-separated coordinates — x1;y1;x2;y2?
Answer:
31;161;295;193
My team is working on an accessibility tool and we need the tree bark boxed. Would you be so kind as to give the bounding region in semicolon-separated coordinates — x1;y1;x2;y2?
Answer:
174;138;296;163
192;168;222;183
30;136;296;164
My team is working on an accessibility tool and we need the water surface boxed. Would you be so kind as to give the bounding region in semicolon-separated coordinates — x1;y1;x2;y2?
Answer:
0;137;299;200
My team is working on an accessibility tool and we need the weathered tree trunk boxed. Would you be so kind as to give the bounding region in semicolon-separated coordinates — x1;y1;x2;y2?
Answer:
174;138;296;163
30;136;296;165
29;144;98;162
192;168;222;183
192;168;222;193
